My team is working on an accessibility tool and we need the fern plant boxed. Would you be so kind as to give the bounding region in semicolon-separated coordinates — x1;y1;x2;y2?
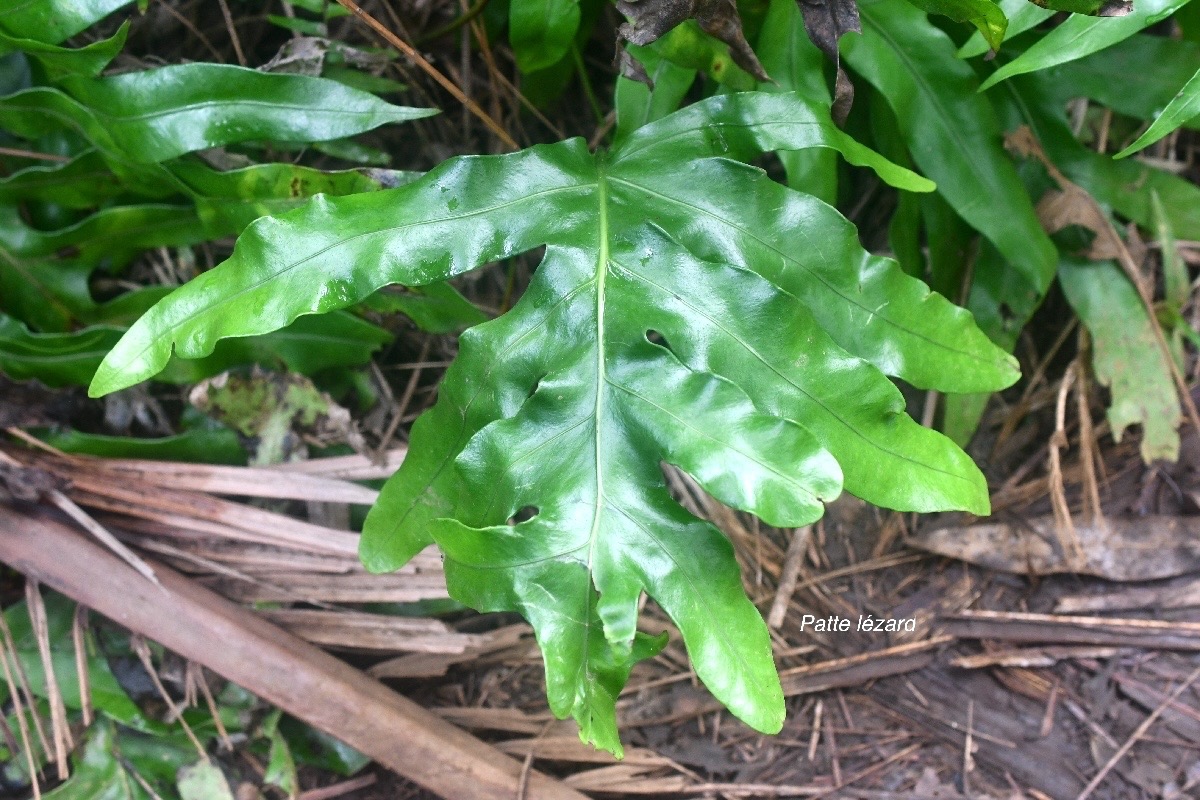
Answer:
91;90;1016;755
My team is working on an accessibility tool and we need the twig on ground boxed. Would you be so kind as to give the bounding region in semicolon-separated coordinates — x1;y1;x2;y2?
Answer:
1075;663;1200;800
333;0;519;150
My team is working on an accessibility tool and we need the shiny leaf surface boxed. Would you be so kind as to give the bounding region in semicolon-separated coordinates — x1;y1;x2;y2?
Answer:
92;92;1014;754
0;0;134;44
0;64;436;165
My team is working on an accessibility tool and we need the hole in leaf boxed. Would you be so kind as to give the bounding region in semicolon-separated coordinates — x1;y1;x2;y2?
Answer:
645;329;671;350
507;506;539;525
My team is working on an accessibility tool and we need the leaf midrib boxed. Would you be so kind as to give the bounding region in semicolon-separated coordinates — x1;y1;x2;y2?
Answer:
580;163;610;686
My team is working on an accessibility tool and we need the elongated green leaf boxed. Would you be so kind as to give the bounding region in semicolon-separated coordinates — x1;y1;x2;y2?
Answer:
92;92;1013;753
1059;258;1180;461
0;309;389;387
171;159;419;235
0;204;202;268
0;22;128;79
0;314;122;385
0;257;94;332
0;0;134;44
510;0;582;72
1040;34;1200;127
958;0;1053;57
614;43;697;142
977;0;1193;90
755;0;838;204
38;427;246;464
1115;67;1200;158
906;0;1007;51
844;0;1058;291
0;150;126;208
0;64;436;165
1028;0;1132;14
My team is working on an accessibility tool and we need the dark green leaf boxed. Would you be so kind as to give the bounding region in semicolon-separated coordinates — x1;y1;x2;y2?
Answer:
259;711;298;799
358;282;487;333
0;257;94;332
267;14;328;36
310;137;392;166
844;0;1058;291
1026;0;1131;14
614;43;697;142
755;0;838;204
37;427;247;464
277;717;370;776
1002;73;1200;239
321;66;407;95
0;150;126;208
0;203;203;269
42;722;142;800
510;0;582;72
0;315;123;385
2;594;145;726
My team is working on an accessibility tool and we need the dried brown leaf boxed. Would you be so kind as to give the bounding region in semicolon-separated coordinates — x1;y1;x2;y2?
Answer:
797;0;859;122
911;515;1200;581
616;0;768;82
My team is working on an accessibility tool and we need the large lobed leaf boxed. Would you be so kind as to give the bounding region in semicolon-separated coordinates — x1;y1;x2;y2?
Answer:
91;92;1017;755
